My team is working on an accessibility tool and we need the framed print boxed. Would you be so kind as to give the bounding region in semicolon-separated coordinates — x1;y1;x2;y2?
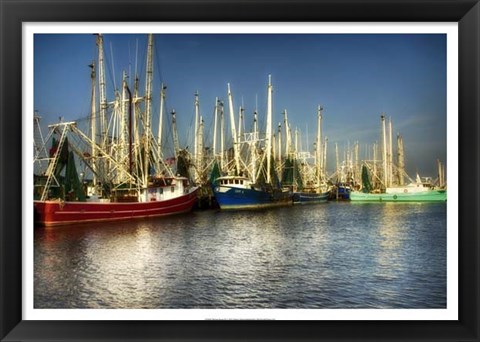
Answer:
1;0;479;341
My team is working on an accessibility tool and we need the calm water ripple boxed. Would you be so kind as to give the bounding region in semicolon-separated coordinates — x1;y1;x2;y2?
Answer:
34;202;447;309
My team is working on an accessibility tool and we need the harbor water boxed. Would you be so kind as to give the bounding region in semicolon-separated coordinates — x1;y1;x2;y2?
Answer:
34;202;447;309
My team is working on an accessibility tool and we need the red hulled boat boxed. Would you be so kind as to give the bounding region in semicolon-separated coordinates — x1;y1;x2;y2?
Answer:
34;183;198;227
33;120;199;227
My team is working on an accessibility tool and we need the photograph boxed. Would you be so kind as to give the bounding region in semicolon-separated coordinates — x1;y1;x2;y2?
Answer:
32;29;451;315
0;0;478;340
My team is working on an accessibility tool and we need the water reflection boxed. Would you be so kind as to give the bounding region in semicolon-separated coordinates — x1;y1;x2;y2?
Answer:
35;203;447;309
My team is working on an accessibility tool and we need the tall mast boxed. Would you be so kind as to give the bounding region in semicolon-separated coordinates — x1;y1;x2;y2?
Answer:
143;33;154;187
346;142;350;176
158;83;166;155
353;141;360;181
89;62;97;187
126;85;133;178
194;91;200;181
316;105;323;185
397;134;405;185
437;159;441;187
198;116;204;182
120;70;129;181
283;110;291;158
442;161;445;187
277;122;282;177
133;76;140;167
110;90;120;178
388;117;393;187
213;97;219;158
266;75;273;184
335;142;339;182
437;159;445;188
381;114;388;187
252;111;258;183
171;110;180;157
443;162;446;187
253;111;258;140
227;83;240;174
96;34;108;152
220;101;225;170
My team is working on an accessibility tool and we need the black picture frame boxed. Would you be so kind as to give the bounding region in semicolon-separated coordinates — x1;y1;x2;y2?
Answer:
1;0;478;341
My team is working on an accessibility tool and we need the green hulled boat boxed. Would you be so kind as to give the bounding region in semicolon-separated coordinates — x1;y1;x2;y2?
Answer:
350;164;447;202
349;188;446;202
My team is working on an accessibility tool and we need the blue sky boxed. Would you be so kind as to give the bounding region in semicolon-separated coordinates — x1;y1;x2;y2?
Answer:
34;33;446;177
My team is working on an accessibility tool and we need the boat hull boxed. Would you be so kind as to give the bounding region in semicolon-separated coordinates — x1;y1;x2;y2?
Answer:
293;191;329;204
212;185;293;210
349;190;446;202
34;188;199;226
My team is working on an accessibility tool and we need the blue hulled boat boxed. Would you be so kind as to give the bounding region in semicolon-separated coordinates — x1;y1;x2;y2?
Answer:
212;176;292;210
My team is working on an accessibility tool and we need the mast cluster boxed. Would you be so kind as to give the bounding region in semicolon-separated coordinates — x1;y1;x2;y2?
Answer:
34;33;180;201
33;34;446;202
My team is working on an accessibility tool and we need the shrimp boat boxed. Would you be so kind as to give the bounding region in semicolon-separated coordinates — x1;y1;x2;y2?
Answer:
213;175;292;209
35;186;198;226
349;174;447;202
35;184;197;226
278;107;329;205
34;34;198;226
290;106;329;204
349;115;446;202
211;76;292;210
35;168;198;227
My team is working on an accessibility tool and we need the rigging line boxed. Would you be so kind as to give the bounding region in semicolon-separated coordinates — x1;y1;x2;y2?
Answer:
101;36;117;96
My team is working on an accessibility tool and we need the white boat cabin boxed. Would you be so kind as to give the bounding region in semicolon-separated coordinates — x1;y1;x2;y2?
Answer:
386;175;435;194
216;176;252;189
142;176;191;202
